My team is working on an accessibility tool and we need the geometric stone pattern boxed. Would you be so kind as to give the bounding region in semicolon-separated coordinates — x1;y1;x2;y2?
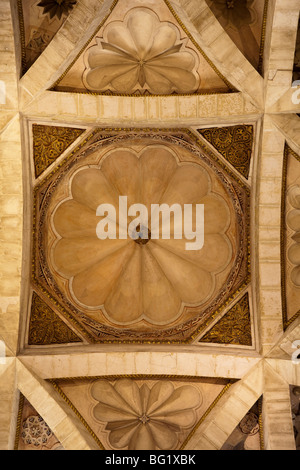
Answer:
15;394;64;450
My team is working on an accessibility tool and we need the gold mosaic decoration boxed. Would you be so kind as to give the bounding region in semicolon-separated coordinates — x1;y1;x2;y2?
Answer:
199;293;252;346
198;125;254;179
281;145;300;330
28;292;82;345
49;375;234;450
32;124;84;178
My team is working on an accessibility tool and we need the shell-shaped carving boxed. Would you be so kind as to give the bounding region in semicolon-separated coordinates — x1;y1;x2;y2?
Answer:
83;8;199;95
51;147;233;327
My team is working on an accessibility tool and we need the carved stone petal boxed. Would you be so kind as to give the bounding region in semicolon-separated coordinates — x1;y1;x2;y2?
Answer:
159;165;210;207
91;380;141;416
93;403;137;423
87;49;137;70
108;421;140;449
146;381;175;416
71;167;119;212
202;194;231;234
288;186;300;210
148;51;196;71
105;26;139;59
148;385;201;420
141;247;182;324
104;245;143;323
110;67;141;94
53;200;99;238
101;150;141;208
151;409;198;429
140;148;178;212
114;379;143;415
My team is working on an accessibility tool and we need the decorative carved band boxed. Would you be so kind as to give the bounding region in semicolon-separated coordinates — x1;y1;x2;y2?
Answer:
199;293;252;346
